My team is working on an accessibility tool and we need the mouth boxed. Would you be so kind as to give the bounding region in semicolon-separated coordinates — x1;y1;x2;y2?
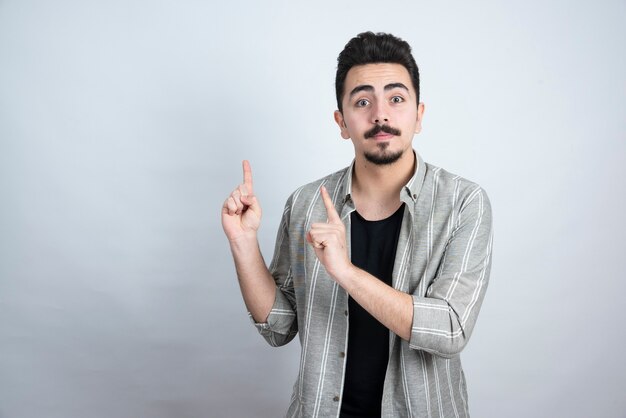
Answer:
373;132;394;140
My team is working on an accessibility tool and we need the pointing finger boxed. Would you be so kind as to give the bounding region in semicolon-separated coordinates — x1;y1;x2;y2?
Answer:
242;160;254;193
320;185;341;224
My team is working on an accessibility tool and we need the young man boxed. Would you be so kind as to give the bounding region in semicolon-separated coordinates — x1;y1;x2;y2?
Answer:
222;32;493;418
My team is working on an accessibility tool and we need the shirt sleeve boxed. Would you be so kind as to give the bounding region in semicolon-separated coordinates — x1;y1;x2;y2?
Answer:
251;196;298;347
409;187;493;358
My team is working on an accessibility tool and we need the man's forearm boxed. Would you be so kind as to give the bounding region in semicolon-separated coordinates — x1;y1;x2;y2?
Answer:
307;186;413;340
337;265;413;341
229;235;277;323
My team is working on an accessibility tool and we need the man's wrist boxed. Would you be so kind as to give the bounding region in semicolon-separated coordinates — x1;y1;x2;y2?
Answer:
228;232;260;254
332;262;359;289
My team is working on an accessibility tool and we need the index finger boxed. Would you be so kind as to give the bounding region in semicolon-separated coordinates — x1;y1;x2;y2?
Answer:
242;160;254;192
320;185;341;224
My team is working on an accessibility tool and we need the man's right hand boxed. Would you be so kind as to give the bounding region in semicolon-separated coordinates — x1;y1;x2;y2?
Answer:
221;160;262;242
222;161;274;323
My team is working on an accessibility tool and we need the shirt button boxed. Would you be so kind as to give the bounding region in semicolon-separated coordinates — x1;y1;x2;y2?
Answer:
339;352;345;358
344;310;348;316
333;395;340;402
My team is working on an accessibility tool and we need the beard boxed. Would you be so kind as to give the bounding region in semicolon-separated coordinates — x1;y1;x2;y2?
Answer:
362;124;404;165
364;142;404;165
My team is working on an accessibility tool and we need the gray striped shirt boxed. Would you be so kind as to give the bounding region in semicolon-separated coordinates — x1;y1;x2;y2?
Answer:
253;151;493;417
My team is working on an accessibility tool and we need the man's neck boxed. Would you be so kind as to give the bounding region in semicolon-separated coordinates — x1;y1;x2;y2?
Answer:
350;150;416;220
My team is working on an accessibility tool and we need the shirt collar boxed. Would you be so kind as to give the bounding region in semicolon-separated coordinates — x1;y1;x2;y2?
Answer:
342;149;427;205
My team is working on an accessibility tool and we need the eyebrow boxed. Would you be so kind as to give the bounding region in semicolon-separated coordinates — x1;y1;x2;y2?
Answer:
348;82;410;98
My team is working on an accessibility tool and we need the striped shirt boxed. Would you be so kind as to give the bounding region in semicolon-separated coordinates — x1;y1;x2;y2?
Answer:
252;151;493;418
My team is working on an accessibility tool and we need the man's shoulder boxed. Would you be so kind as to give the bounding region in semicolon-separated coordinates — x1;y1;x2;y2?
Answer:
423;161;487;197
420;161;491;215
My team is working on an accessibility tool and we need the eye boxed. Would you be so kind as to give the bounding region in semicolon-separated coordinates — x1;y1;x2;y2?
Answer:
355;98;370;107
390;96;404;104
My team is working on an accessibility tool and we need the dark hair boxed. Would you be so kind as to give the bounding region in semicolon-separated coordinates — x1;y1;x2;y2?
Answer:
335;32;420;112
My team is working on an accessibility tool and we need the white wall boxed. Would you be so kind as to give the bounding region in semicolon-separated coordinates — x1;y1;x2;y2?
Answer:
1;1;625;417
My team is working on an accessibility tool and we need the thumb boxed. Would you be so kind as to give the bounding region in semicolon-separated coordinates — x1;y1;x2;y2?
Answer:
241;194;259;209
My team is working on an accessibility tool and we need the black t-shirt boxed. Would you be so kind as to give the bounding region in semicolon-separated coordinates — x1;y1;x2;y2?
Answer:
340;203;405;418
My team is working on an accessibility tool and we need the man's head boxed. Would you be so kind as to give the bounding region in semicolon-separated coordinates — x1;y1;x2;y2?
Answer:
335;32;420;113
334;32;424;166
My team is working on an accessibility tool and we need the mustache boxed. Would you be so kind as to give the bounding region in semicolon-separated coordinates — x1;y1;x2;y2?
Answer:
364;124;402;139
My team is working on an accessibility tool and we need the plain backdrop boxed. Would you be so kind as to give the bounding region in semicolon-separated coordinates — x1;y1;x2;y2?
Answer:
1;1;625;417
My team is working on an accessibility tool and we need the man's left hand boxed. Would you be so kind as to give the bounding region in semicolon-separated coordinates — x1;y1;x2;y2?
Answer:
306;185;352;281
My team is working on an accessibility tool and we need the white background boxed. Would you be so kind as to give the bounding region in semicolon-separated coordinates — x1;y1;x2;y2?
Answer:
1;1;625;417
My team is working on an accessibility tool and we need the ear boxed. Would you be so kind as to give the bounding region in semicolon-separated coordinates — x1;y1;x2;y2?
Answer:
334;110;350;139
414;102;425;134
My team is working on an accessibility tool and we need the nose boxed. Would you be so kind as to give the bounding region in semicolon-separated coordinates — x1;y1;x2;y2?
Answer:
372;101;389;124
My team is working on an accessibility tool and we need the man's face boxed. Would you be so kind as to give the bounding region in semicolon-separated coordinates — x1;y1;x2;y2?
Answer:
334;63;424;165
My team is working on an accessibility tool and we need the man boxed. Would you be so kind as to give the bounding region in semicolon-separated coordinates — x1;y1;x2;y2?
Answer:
222;32;493;417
